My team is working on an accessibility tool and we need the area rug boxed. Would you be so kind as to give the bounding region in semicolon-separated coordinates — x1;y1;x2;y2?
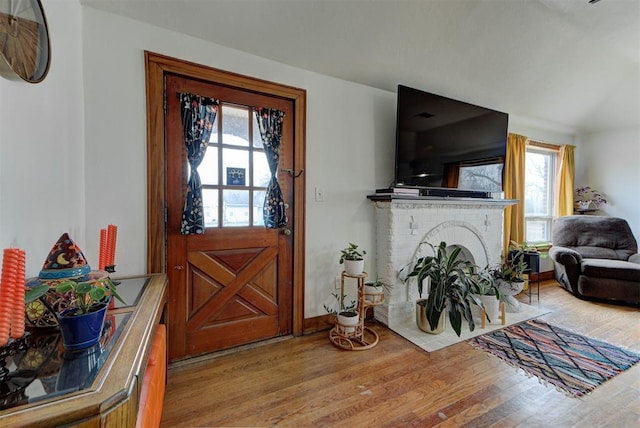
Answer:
389;302;550;352
468;319;640;397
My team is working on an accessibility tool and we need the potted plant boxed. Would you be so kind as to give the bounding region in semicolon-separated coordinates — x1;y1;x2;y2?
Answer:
490;249;527;312
323;291;359;334
364;279;389;304
508;240;545;273
403;241;476;337
339;243;366;276
26;278;124;350
468;266;500;323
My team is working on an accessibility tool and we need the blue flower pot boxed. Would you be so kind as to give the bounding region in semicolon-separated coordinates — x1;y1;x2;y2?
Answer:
57;302;109;351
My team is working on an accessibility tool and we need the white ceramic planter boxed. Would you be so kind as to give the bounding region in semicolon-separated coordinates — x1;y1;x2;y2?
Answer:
343;259;364;276
471;294;500;323
337;311;360;334
364;285;385;304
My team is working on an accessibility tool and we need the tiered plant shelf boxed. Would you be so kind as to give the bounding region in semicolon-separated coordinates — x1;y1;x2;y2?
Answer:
329;272;384;351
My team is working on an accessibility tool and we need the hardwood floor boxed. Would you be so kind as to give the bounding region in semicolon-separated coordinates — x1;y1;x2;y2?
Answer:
160;281;640;427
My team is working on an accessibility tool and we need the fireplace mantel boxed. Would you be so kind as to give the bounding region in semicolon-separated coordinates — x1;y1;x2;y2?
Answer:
369;196;516;327
367;194;517;208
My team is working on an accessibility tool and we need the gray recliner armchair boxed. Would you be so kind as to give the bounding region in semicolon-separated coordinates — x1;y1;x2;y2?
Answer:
549;215;640;304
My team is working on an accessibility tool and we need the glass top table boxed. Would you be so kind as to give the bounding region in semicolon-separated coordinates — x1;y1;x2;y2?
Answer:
0;276;151;411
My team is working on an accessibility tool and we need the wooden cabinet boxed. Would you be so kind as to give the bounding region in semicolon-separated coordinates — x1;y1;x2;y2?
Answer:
0;274;168;427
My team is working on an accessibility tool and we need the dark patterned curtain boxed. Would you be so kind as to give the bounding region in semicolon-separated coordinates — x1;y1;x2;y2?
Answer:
255;108;287;228
179;93;219;235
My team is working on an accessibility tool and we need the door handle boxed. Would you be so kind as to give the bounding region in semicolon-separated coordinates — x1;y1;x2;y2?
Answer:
281;168;304;178
282;229;292;236
174;265;184;270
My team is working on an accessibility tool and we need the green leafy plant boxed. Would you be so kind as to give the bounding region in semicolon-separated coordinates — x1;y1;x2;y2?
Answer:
509;240;548;258
323;291;356;315
25;278;125;316
403;241;477;337
468;266;500;298
339;243;366;264
490;250;527;283
365;279;391;292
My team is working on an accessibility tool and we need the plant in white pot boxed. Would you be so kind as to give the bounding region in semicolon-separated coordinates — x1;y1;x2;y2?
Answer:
490;249;527;313
364;279;390;305
468;266;501;324
339;243;366;276
323;291;359;334
402;241;477;336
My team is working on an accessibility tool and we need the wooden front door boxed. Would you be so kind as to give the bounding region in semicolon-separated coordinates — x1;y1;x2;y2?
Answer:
164;75;295;361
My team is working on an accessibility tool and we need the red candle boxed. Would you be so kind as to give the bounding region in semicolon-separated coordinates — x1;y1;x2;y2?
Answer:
11;249;26;339
99;228;107;270
107;224;118;266
0;248;19;346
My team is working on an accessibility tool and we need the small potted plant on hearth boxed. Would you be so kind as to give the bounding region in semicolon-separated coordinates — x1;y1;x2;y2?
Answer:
339;242;366;276
468;266;501;323
489;248;527;313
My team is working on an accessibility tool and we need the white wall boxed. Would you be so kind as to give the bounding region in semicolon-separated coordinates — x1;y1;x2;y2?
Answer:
0;1;85;276
80;7;396;317
577;127;640;240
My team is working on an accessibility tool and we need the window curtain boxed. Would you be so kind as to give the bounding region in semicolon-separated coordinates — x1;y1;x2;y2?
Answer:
178;93;219;235
255;108;287;229
503;133;527;253
555;144;575;217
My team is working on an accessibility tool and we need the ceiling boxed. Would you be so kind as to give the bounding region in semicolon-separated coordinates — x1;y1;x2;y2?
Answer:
80;0;640;135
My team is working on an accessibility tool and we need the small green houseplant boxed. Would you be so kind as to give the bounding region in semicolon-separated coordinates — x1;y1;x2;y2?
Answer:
339;243;366;275
468;266;500;323
26;278;124;350
403;241;476;336
323;291;359;333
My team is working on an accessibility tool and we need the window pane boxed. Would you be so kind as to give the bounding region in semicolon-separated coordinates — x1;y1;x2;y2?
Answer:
198;148;218;185
526;219;551;242
222;105;249;146
223;148;249;186
223;190;249;227
254;190;266;226
525;151;552;216
202;189;219;228
253;152;270;187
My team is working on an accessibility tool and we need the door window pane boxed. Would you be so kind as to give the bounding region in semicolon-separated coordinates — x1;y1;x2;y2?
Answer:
198;148;219;185
223;148;249;186
253;191;266;227
253;152;270;187
223;190;249;227
222;105;249;146
253;118;264;148
202;189;219;227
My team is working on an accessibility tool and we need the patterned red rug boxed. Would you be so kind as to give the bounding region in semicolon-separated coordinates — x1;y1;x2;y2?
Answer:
468;319;640;397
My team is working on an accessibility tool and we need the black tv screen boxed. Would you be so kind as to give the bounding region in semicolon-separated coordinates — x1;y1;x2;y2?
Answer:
394;85;508;192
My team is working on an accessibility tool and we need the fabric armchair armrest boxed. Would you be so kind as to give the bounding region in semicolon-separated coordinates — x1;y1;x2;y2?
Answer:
549;246;582;266
549;246;582;292
629;253;640;265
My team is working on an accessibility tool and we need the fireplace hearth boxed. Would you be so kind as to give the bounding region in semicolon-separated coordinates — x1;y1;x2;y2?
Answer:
370;197;516;327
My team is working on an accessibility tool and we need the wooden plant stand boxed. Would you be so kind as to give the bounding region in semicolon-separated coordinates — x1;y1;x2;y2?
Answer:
329;272;384;351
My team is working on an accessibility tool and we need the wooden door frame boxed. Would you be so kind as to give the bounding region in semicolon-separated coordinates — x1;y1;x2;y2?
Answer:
144;51;306;336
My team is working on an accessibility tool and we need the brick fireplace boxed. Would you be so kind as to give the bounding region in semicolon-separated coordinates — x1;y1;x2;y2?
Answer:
370;197;516;327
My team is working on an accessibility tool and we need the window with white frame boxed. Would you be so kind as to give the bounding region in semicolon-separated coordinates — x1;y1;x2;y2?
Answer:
524;144;557;243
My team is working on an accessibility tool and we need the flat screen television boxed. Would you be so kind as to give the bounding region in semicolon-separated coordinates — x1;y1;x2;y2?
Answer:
394;84;509;196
